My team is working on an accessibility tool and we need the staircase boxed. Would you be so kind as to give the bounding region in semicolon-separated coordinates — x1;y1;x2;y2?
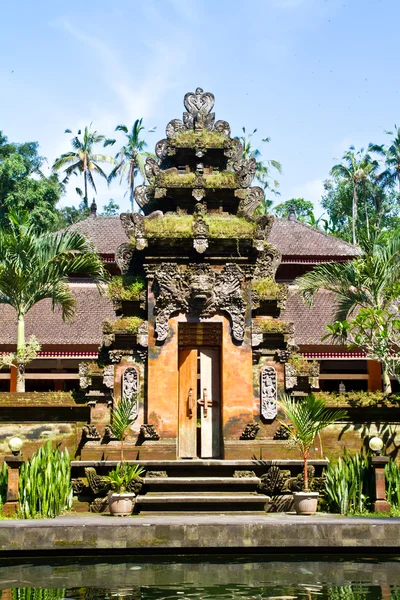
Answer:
135;460;269;514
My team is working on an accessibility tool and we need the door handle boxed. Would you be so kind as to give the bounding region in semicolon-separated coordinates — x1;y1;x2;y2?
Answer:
203;388;208;417
188;388;194;418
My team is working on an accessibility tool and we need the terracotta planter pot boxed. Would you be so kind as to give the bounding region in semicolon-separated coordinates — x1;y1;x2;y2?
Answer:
108;493;135;517
292;491;319;515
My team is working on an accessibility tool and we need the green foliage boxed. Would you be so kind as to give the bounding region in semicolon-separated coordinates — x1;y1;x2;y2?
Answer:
104;462;145;494
204;171;238;188
0;335;41;371
107;276;145;302
315;390;400;407
18;440;72;519
324;450;372;514
256;319;291;333
100;199;120;216
252;278;285;300
273;198;315;221
279;394;348;490
158;172;196;187
170;129;228;148
287;353;318;375
0;461;7;509
103;317;143;334
385;459;400;508
12;588;66;599
110;395;138;443
144;214;193;238
205;215;257;238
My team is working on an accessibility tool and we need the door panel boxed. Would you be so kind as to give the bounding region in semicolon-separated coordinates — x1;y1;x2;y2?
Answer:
199;348;220;458
178;348;198;458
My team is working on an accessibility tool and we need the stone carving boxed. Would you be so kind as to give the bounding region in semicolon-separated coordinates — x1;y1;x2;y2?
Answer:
166;118;185;138
72;478;85;495
273;423;293;440
224;138;243;163
152;262;246;342
122;367;139;418
284;363;298;389
192;188;205;202
155;139;168;160
140;424;160;440
183;87;215;130
82;424;101;442
146;470;168;478
285;362;319;390
134;185;151;210
85;467;110;495
90;497;108;513
260;366;278;420
78;362;91;389
240;422;260;440
233;158;257;187
214;120;231;137
103;365;114;389
236;187;264;217
144;157;160;183
115;243;134;275
258;466;286;496
252;332;263;347
192;203;209;254
103;424;118;440
120;213;135;237
254;243;282;280
137;321;148;348
233;470;256;478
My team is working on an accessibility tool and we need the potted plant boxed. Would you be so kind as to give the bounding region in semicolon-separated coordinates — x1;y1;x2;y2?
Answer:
105;394;143;516
279;394;347;515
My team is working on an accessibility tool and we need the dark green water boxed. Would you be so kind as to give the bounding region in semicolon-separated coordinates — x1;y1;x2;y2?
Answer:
1;556;400;600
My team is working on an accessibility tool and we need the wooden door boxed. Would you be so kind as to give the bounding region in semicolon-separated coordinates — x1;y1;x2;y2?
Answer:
178;348;198;458
199;348;221;458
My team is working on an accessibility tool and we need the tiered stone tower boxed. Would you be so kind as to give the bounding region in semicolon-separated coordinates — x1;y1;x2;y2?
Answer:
96;88;295;460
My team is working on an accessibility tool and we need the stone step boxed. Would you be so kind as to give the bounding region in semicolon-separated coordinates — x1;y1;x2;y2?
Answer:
136;492;270;512
143;477;260;484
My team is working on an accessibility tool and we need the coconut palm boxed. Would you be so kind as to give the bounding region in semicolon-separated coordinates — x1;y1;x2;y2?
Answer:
107;119;154;213
108;394;138;464
369;125;400;192
238;127;282;213
330;147;379;245
0;210;107;391
279;394;347;490
52;125;115;206
296;230;400;391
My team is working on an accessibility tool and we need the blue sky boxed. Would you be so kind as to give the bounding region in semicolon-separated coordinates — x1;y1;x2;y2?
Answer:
1;0;399;216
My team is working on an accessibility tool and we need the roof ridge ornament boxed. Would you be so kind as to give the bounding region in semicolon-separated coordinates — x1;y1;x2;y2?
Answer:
288;202;296;221
183;87;215;130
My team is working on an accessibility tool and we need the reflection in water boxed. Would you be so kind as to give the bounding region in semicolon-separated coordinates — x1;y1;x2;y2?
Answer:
1;558;400;600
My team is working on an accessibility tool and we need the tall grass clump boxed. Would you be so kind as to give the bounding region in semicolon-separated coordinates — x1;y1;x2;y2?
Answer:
385;459;400;508
0;461;7;509
12;588;66;599
18;440;72;518
324;450;373;514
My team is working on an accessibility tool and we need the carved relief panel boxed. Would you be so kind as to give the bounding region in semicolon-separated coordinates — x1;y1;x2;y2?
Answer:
260;366;278;420
122;367;139;420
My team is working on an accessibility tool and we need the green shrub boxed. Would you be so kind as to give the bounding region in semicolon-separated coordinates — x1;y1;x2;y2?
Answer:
287;353;318;375
315;390;400;407
104;463;145;493
144;215;193;238
324;450;373;514
103;317;143;334
0;461;7;509
18;440;72;519
12;588;66;599
107;276;145;301
205;215;257;238
385;459;400;508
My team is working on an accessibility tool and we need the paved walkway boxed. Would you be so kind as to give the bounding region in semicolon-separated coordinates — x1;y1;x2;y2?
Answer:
0;513;399;553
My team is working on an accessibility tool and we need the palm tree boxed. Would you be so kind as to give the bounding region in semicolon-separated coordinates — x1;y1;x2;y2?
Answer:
238;127;282;213
0;210;107;392
369;125;400;192
296;230;400;391
330;147;379;245
279;395;347;491
52;125;115;206
107;119;154;213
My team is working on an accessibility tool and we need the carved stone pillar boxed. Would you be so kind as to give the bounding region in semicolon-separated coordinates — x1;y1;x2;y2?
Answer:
371;455;391;513
2;454;24;516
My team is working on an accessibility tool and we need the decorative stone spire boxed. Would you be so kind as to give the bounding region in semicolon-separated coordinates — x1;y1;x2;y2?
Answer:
90;198;97;217
288;202;296;221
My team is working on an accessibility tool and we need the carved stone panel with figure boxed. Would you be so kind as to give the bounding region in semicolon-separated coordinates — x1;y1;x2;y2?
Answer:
122;367;139;420
260;366;277;420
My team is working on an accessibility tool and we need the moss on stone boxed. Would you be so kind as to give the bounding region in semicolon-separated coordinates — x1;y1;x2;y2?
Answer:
144;214;193;238
252;278;282;300
158;172;196;188
287;353;318;375
316;390;400;408
170;130;228;148
103;317;143;334
256;319;291;333
205;215;257;238
107;276;145;302
204;171;237;188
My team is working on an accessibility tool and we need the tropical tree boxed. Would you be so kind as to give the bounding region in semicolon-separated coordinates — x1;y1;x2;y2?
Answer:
273;198;315;222
296;230;400;391
369;125;400;192
0;210;107;392
238;127;282;213
330;146;379;245
107;119;154;213
279;394;347;491
52;125;115;206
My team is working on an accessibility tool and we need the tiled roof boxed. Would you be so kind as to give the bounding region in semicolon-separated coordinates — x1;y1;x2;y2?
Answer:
269;218;361;258
66;215;360;259
281;288;338;345
67;216;128;254
0;282;115;346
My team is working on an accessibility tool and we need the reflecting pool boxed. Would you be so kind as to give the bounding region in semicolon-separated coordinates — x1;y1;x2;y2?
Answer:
1;555;400;600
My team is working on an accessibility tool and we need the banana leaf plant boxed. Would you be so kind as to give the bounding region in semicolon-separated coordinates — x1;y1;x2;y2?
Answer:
279;394;347;491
